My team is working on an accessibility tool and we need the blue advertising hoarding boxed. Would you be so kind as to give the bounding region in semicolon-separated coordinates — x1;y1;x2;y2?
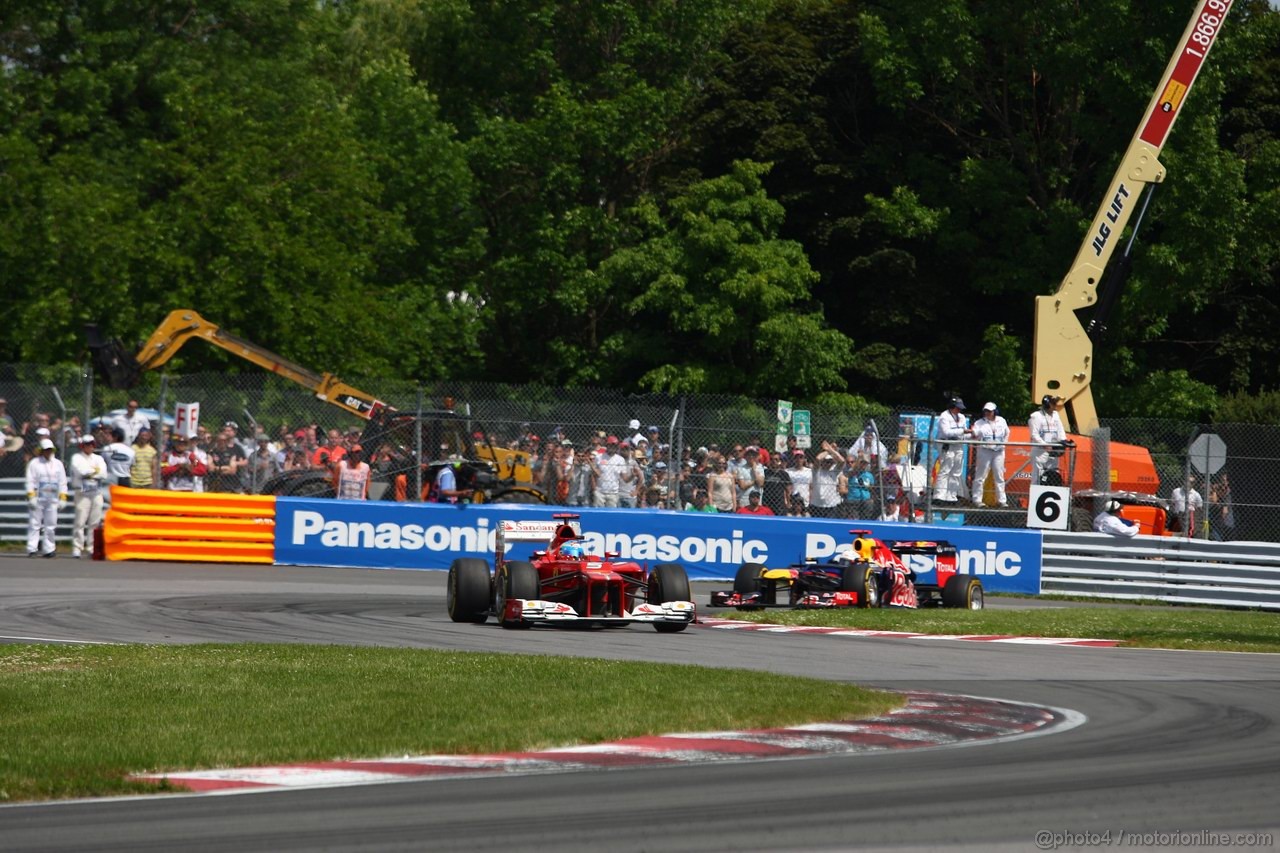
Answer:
274;499;1043;594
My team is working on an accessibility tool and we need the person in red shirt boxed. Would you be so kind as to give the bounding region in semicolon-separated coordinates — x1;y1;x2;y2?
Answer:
735;489;775;516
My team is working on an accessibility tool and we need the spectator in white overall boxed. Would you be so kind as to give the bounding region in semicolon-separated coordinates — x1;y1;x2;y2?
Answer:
970;402;1010;506
1029;395;1068;485
933;398;971;504
70;434;108;558
25;438;67;557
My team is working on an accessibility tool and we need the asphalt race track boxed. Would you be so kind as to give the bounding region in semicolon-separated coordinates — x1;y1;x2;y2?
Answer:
1;557;1278;853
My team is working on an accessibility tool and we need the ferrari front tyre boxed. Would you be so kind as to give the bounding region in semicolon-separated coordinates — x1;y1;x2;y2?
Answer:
942;576;984;609
447;558;491;623
648;563;691;633
497;560;539;629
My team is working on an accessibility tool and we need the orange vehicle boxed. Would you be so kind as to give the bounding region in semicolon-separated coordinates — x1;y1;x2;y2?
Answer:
1000;426;1161;505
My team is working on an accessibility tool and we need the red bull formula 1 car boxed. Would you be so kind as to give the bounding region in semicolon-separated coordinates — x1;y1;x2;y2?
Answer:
446;513;696;631
710;530;983;610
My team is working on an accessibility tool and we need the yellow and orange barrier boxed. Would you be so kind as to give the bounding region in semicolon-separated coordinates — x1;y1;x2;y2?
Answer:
102;486;276;563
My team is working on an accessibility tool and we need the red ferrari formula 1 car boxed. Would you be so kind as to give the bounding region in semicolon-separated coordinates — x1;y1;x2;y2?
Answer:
710;530;983;610
446;513;696;631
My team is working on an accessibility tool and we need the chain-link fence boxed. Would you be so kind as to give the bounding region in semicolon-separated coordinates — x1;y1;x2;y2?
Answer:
0;363;1274;543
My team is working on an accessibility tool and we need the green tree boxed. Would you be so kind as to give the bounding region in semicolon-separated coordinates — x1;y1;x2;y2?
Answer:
598;161;854;396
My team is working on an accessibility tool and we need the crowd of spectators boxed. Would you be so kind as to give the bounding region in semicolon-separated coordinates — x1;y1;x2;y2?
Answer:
511;419;915;521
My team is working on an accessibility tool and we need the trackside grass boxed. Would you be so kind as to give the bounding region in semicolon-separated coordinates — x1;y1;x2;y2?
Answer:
719;605;1280;652
0;644;900;802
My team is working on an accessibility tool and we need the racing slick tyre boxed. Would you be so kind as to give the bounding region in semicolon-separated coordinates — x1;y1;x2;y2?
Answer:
447;558;492;624
843;561;879;609
497;561;540;629
648;563;691;633
942;576;984;609
733;562;766;610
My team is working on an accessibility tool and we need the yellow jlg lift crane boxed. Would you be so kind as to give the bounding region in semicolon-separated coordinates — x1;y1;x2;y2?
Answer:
1033;0;1234;433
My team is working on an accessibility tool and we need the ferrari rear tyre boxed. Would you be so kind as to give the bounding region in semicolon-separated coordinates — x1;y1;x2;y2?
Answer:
942;576;984;609
497;560;539;629
447;558;491;623
649;563;691;633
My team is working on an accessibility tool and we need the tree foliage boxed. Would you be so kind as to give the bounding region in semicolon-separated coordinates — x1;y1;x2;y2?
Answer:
1;0;1276;420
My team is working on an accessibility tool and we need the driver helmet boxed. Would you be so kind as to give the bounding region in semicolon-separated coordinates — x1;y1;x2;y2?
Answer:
559;540;587;559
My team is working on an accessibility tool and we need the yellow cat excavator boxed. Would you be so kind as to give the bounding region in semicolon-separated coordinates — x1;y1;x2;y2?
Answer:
86;310;544;503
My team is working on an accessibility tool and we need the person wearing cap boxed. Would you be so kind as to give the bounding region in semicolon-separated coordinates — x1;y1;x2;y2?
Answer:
69;435;108;558
26;438;67;557
1094;499;1139;538
333;444;371;500
161;434;209;491
1029;394;1068;486
879;493;903;522
112;400;151;445
207;430;248;493
643;461;670;509
735;488;774;516
933;397;971;504
970;402;1010;507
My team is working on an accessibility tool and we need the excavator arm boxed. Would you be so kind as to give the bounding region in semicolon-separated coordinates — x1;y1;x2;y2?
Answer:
1032;0;1233;433
88;309;388;420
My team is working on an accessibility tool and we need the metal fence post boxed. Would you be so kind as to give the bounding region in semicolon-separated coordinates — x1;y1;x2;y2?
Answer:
415;385;423;504
155;374;168;485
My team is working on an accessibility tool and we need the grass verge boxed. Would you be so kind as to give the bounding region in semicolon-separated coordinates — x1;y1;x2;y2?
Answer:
717;606;1280;653
0;644;899;802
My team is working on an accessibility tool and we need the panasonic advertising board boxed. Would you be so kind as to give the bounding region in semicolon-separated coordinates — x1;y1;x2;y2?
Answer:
273;499;1043;594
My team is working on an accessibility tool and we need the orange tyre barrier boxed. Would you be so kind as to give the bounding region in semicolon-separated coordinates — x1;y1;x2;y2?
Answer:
102;487;277;563
103;511;275;544
108;486;276;518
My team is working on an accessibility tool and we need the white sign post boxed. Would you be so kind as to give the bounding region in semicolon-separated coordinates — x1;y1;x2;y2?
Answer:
793;410;812;450
1027;484;1071;530
1187;433;1227;476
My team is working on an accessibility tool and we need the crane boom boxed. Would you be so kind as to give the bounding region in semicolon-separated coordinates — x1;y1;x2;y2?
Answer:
1032;0;1233;433
89;309;388;420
